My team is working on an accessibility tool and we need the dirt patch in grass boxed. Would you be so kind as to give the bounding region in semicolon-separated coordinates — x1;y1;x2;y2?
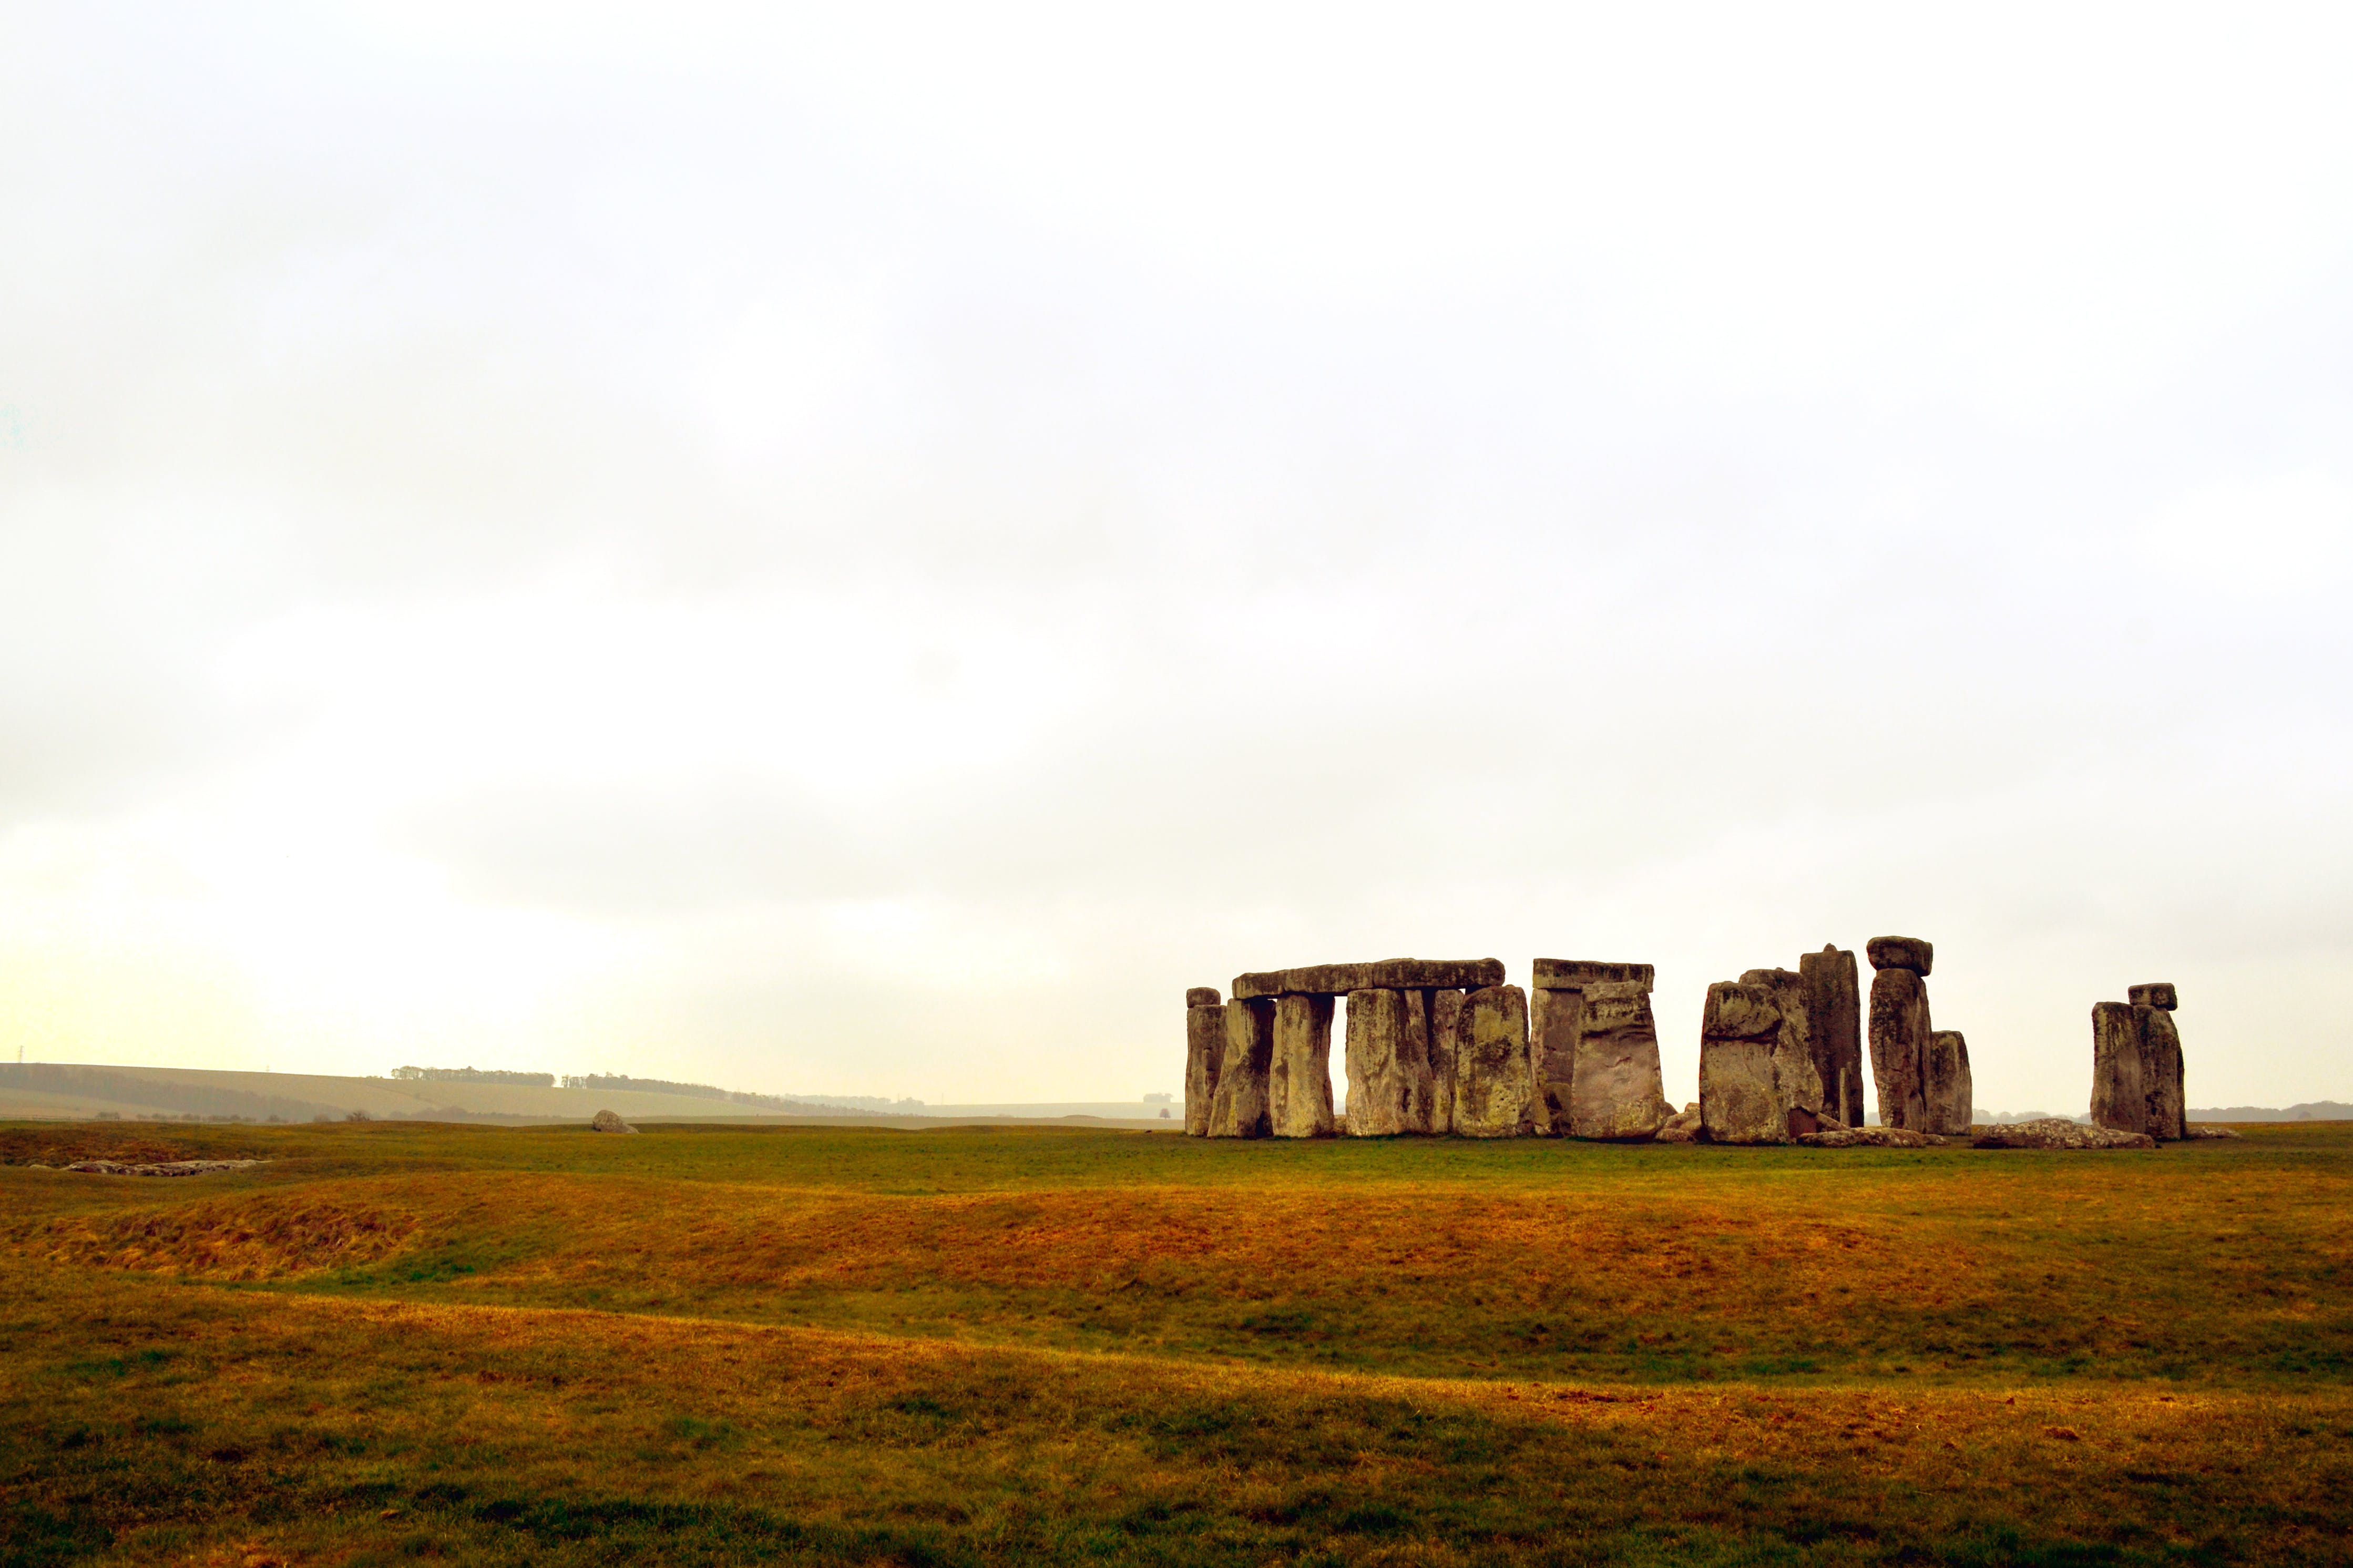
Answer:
15;1194;422;1280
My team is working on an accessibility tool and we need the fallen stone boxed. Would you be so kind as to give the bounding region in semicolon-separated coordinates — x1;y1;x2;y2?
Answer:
56;1159;264;1176
2089;1001;2146;1135
1700;981;1788;1144
1231;958;1505;1000
1343;988;1435;1136
2128;982;2178;1011
1427;989;1465;1134
2188;1124;2243;1140
1452;985;1537;1137
1785;1105;1853;1137
1185;986;1223;1008
1566;981;1673;1140
1270;992;1337;1137
1924;1030;1973;1136
589;1109;637;1134
1653;1103;1702;1143
1868;967;1932;1131
2140;1008;2187;1142
1796;1126;1943;1149
1185;1001;1226;1136
1866;936;1933;976
1974;1118;2157;1150
1531;959;1655;991
1799;945;1866;1129
1209;998;1277;1137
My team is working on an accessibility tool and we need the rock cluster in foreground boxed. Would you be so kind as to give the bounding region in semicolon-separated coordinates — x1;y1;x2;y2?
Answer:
1973;1118;2155;1150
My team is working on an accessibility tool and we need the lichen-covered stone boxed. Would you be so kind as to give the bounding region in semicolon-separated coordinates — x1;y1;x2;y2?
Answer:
1653;1103;1702;1143
1868;967;1932;1131
1452;985;1537;1137
1530;984;1582;1132
1531;959;1655;991
1740;966;1826;1119
1185;986;1223;1008
1209;998;1276;1138
1798;1126;1942;1149
1866;936;1933;976
2089;1001;2145;1135
1700;981;1787;1144
1924;1030;1973;1136
590;1109;637;1134
1427;989;1464;1135
1343;989;1435;1136
1232;958;1505;1000
1799;945;1866;1128
1270;993;1337;1137
1565;981;1673;1140
2140;1008;2186;1141
1975;1118;2157;1150
2127;982;2178;1011
1184;1003;1225;1135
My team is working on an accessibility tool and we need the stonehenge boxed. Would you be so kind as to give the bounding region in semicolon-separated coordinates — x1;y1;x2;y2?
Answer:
1183;941;2188;1151
2090;984;2187;1141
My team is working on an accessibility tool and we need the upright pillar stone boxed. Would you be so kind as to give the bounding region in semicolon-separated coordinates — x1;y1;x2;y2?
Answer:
1566;980;1674;1140
1427;989;1464;1134
1452;985;1537;1137
1184;987;1224;1136
1343;988;1435;1136
2132;983;2186;1141
2089;1001;2145;1135
1739;967;1826;1120
1700;981;1788;1144
1530;985;1582;1133
1924;1030;1973;1135
1799;945;1866;1128
1270;992;1337;1137
1208;997;1275;1138
1867;937;1933;1131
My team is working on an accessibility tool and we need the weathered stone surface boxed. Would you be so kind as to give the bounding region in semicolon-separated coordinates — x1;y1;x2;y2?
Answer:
1799;945;1866;1129
1740;967;1826;1120
1700;981;1787;1144
1866;936;1933;975
1343;989;1436;1136
1786;1105;1852;1137
2089;1001;2146;1135
1232;958;1505;1000
1209;998;1276;1138
56;1159;266;1176
1184;1003;1225;1136
2188;1124;2242;1140
1530;984;1582;1132
1798;1126;1942;1149
1868;967;1932;1131
1270;992;1337;1137
1531;959;1655;991
1452;985;1537;1137
1924;1030;1973;1136
1185;986;1222;1008
1654;1103;1703;1143
1427;989;1464;1134
590;1109;637;1134
2140;1008;2186;1142
1975;1118;2157;1150
2128;982;2179;1011
1566;980;1673;1140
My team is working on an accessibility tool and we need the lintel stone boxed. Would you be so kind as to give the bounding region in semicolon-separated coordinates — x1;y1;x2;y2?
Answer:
1232;958;1505;1000
1531;959;1655;992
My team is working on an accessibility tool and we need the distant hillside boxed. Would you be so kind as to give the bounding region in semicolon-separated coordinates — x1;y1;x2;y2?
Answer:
2188;1101;2352;1121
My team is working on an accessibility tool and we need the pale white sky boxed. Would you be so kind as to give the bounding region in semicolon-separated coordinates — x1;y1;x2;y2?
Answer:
3;2;2349;1111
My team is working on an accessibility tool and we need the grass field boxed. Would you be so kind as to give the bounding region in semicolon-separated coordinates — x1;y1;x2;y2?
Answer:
3;1120;2350;1565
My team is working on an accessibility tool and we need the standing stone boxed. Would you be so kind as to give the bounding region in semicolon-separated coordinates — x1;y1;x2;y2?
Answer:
1209;998;1276;1138
1452;985;1537;1137
1799;945;1866;1128
1740;967;1826;1119
1270;992;1337;1137
1924;1030;1973;1135
1184;990;1224;1136
2089;1001;2145;1135
1566;980;1673;1140
1699;981;1787;1144
1867;941;1933;1130
1530;985;1583;1133
1343;988;1434;1136
1426;989;1464;1134
2140;1007;2186;1142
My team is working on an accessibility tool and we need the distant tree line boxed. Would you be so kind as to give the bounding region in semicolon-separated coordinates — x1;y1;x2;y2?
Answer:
556;1073;914;1115
390;1066;556;1087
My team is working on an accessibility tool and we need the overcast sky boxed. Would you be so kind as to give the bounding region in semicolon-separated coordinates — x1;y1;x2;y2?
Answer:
4;2;2350;1111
